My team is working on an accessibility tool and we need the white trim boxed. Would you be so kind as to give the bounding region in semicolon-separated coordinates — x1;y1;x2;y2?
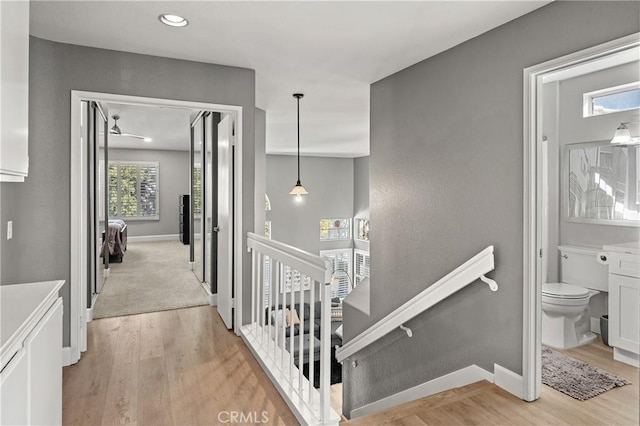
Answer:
522;32;640;403
493;363;523;400
613;347;640;367
86;306;93;323
337;246;496;362
62;347;73;367
209;293;218;306
351;365;493;419
70;91;244;363
127;234;180;243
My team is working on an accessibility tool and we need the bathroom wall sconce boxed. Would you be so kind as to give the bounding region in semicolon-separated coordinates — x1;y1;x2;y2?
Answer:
611;121;639;145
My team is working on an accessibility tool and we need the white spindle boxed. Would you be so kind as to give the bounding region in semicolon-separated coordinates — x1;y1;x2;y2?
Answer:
308;278;315;406
319;281;331;422
268;256;274;358
251;249;256;335
298;274;305;402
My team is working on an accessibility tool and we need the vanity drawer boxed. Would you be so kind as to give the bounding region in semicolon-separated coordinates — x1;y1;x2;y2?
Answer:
608;252;640;278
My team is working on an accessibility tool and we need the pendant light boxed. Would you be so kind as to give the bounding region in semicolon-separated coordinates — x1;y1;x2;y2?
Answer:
289;93;309;201
611;122;632;144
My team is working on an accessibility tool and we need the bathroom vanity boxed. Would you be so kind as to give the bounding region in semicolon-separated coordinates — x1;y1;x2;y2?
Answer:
602;242;640;367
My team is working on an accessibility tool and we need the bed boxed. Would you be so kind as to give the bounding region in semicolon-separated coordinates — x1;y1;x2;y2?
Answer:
101;219;128;263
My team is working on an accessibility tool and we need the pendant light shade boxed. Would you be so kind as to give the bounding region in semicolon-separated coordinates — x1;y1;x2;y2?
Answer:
289;93;308;200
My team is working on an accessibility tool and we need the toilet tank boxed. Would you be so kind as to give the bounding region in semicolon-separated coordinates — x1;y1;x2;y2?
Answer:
559;245;608;292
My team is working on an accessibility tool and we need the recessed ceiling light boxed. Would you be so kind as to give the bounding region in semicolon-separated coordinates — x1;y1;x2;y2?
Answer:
158;14;188;27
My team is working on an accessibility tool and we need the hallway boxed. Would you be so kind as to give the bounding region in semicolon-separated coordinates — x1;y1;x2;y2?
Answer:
62;306;297;425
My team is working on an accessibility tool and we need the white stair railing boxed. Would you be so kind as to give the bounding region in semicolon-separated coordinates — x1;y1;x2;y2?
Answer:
242;233;339;426
336;245;498;362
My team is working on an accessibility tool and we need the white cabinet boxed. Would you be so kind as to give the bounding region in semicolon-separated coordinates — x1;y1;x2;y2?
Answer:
0;348;28;424
603;244;640;367
0;0;30;181
0;281;64;425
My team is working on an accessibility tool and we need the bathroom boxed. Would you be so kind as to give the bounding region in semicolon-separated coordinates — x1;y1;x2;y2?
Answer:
541;50;639;369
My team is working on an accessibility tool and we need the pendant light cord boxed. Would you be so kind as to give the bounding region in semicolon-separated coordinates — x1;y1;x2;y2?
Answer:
297;95;301;184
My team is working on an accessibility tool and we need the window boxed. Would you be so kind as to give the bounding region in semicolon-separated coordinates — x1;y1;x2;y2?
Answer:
355;218;370;241
320;218;351;241
354;249;370;287
584;81;640;117
193;164;202;216
104;161;159;220
320;249;353;299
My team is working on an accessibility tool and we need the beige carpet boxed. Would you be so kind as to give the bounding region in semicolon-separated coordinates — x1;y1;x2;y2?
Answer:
93;240;209;319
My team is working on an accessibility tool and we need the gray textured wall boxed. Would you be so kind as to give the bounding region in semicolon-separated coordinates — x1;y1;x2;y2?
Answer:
255;109;266;235
343;1;640;417
0;37;255;345
108;148;190;237
353;156;370;253
266;155;354;255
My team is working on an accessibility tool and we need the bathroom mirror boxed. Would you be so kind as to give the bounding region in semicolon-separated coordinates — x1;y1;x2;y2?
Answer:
564;140;640;226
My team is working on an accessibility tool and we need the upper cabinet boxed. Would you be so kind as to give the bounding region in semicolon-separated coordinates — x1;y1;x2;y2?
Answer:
0;0;29;182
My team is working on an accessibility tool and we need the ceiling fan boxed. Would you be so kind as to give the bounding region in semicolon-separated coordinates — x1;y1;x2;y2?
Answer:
110;115;152;142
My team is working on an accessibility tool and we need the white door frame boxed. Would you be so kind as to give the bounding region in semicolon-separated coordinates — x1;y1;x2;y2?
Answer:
522;33;639;401
70;91;244;364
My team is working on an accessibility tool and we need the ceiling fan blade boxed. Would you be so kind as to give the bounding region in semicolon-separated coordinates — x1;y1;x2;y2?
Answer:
112;132;152;142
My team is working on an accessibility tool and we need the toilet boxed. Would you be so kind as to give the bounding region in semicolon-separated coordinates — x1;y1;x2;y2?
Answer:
542;245;608;350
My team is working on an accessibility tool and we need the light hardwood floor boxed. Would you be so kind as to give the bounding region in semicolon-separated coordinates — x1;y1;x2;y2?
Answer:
63;306;297;425
65;306;638;426
341;339;639;425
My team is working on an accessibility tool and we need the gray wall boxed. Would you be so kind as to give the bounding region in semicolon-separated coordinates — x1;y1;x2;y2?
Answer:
0;37;255;345
353;156;370;253
108;148;190;237
255;109;266;235
266;155;354;255
343;1;639;417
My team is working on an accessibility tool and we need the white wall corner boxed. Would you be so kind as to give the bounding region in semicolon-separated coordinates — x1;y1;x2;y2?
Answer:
351;364;493;419
62;347;73;367
493;363;524;399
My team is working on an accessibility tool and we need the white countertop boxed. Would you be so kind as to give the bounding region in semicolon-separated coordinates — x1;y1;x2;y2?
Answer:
603;241;640;256
1;280;64;365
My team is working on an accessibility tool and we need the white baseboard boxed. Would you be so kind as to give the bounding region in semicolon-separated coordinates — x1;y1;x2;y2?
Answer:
86;306;94;323
127;234;179;243
351;365;493;419
591;317;601;334
62;347;73;367
493;363;523;399
613;347;640;367
209;293;218;306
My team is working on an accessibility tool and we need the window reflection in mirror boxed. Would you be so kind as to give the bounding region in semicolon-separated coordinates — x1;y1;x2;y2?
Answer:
566;140;639;225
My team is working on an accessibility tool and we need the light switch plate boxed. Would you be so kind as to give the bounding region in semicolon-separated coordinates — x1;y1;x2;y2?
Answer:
7;221;12;240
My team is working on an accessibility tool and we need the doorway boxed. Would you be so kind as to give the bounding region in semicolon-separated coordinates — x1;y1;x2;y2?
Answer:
69;91;244;365
522;33;639;401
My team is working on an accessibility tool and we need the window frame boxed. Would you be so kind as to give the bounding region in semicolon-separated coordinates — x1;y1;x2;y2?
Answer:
319;218;352;241
103;160;160;221
583;81;640;117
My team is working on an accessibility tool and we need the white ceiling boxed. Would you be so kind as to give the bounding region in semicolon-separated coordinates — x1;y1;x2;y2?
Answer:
31;1;551;156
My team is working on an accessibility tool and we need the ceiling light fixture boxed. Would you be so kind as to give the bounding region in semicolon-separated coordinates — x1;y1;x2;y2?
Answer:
611;121;639;145
289;93;308;202
158;14;188;27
